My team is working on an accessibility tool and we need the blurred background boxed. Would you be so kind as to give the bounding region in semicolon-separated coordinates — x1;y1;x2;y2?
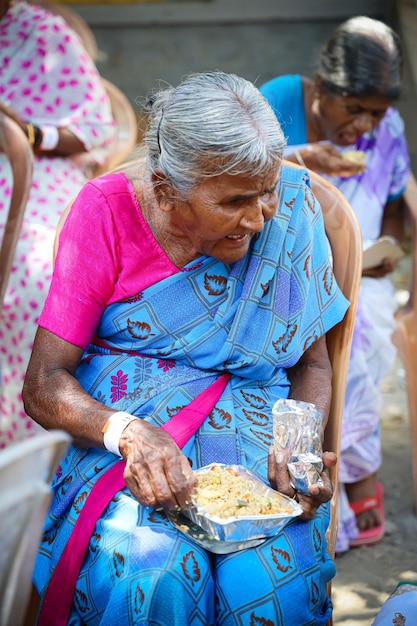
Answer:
57;0;417;171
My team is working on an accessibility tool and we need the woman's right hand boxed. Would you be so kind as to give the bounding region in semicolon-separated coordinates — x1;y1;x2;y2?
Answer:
119;419;197;511
292;144;365;178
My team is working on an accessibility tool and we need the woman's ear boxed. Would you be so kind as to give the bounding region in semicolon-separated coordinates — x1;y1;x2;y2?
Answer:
151;169;176;212
313;74;322;98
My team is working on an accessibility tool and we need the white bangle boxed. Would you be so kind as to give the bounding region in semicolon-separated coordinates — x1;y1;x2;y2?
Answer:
40;125;59;151
102;411;139;457
293;149;306;167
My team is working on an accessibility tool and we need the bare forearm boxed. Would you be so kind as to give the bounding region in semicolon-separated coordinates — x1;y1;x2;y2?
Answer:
380;198;405;243
1;104;85;156
23;368;113;448
380;215;404;243
23;329;112;448
287;337;332;430
289;364;331;425
34;127;86;157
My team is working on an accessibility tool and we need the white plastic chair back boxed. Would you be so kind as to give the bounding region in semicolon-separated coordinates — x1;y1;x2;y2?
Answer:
0;430;71;626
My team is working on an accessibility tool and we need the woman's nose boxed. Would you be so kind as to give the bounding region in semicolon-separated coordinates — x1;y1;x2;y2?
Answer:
354;113;373;134
240;199;265;231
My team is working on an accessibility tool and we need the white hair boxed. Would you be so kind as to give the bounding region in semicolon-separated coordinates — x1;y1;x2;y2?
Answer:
143;71;286;198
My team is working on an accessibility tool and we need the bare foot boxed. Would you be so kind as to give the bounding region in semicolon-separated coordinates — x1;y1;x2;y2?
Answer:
346;474;381;531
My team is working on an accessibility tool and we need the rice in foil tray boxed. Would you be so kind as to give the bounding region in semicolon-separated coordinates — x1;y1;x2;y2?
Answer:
183;463;302;542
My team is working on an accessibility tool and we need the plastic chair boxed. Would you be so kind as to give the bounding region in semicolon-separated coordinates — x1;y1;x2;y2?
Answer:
0;430;71;626
285;164;363;558
0;114;34;308
91;79;138;178
29;0;99;62
294;164;362;626
392;172;417;510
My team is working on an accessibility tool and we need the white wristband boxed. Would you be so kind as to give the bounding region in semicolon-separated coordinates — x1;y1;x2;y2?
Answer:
293;149;306;167
40;125;59;151
102;411;139;457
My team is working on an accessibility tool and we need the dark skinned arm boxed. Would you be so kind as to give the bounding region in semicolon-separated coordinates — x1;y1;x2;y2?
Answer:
0;101;86;157
267;336;337;519
287;143;365;178
23;327;196;510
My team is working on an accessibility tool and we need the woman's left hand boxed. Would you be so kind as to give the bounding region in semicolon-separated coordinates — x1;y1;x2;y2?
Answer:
267;447;337;520
362;257;397;278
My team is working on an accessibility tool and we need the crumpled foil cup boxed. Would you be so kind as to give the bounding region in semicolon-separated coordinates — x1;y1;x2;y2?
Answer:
182;463;302;543
272;398;324;495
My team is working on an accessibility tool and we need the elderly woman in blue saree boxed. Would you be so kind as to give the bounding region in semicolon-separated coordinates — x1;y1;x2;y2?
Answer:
24;71;349;626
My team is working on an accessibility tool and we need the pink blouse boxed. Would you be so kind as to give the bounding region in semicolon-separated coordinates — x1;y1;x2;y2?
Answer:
39;173;180;349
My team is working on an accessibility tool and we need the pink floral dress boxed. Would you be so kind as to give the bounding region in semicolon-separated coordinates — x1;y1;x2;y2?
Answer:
0;1;116;447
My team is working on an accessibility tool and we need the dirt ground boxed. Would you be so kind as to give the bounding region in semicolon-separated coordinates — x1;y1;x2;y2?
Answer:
331;356;417;625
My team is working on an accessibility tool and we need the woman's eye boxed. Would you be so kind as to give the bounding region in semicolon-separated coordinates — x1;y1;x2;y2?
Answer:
346;107;363;115
228;198;247;207
262;188;277;199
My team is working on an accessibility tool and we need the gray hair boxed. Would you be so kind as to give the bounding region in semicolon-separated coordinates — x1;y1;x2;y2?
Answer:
143;71;286;198
317;16;402;99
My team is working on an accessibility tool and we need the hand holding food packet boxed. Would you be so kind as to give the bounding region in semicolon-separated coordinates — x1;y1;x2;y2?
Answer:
272;398;324;495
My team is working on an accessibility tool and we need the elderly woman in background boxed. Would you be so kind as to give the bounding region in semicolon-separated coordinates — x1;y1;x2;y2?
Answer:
260;16;410;552
0;0;115;447
23;71;348;625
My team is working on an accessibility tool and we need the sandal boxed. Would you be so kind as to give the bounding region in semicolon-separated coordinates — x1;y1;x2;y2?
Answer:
349;481;385;548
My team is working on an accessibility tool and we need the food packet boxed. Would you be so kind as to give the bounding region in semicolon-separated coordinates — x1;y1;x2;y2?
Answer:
342;149;367;169
272;398;323;495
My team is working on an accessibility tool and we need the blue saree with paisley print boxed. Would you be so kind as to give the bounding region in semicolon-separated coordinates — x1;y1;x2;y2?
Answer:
34;165;349;625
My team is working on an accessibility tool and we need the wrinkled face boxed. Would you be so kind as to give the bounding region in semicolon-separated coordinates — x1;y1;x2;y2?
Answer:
168;167;280;265
315;92;391;146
